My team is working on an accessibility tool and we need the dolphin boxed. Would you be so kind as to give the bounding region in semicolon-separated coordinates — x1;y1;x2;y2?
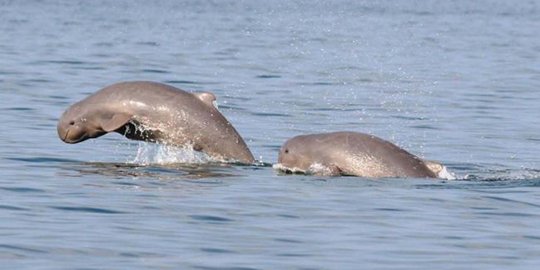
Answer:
276;131;451;178
57;81;255;164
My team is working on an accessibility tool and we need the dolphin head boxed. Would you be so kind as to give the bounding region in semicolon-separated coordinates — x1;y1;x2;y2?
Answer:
277;135;315;171
57;102;108;144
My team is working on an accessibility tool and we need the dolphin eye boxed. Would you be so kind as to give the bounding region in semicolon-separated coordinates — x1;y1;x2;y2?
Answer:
284;149;289;154
69;121;75;125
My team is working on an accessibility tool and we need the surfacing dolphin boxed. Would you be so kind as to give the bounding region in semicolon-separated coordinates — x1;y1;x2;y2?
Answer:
57;81;255;164
275;131;452;179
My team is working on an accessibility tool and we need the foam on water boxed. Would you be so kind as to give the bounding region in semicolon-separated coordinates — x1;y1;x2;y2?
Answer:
272;163;307;174
464;168;540;182
273;162;338;176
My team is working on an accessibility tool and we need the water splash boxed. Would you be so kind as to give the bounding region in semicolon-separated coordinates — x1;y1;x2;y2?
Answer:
437;166;456;180
273;163;309;175
131;142;214;165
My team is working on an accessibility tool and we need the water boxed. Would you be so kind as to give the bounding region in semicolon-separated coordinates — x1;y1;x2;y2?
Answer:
1;0;539;269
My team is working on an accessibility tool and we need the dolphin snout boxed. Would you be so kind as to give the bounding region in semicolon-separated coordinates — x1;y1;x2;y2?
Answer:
58;125;75;143
57;122;68;142
57;121;83;144
62;128;70;142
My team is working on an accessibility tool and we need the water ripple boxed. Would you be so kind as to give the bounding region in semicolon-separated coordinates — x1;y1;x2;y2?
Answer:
274;238;303;244
478;211;537;217
200;248;236;254
255;75;281;79
194;266;261;270
276;253;311;257
49;206;127;214
0;187;46;193
165;80;198;85
189;215;234;223
0;244;47;254
5;107;34;111
141;69;170;74
482;195;540;208
6;157;79;164
0;205;30;211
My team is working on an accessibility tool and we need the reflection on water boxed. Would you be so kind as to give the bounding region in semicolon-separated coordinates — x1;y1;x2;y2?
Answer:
60;161;241;180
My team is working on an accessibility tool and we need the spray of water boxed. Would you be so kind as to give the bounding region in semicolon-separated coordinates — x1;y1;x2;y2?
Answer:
120;120;217;165
131;142;214;166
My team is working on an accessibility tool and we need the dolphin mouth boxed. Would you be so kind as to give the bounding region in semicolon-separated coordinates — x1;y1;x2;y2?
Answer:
62;129;70;142
61;128;86;144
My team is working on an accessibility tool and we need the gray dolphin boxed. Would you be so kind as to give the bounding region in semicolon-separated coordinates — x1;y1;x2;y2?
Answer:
57;81;255;164
276;131;448;178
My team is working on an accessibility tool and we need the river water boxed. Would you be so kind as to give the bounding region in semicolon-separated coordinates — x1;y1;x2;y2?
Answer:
1;0;539;269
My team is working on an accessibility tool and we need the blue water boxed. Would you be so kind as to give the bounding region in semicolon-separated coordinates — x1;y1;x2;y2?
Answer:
1;0;540;269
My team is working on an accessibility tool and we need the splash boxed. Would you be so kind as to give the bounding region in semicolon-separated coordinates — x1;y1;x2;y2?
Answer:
131;142;215;165
437;166;456;180
120;119;219;165
273;163;307;174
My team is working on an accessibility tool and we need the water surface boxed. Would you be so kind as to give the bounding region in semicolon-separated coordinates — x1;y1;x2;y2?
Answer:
1;0;539;269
